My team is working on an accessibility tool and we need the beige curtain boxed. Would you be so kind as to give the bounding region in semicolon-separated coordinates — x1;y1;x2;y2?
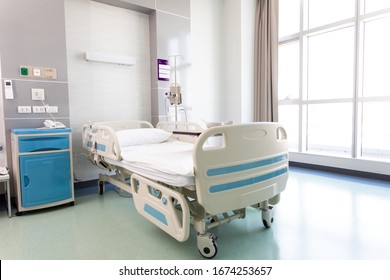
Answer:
254;0;279;122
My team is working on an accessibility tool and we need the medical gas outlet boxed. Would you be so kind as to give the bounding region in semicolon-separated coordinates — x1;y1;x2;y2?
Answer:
19;65;57;80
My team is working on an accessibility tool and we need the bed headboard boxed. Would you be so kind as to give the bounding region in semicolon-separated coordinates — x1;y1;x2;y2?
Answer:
157;121;204;143
193;122;289;215
82;120;153;161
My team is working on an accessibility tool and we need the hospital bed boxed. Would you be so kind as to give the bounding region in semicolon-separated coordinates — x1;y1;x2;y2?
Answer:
82;120;289;258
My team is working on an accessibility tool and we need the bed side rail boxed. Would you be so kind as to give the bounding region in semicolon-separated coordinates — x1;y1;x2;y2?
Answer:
82;120;153;161
131;173;191;242
193;122;289;215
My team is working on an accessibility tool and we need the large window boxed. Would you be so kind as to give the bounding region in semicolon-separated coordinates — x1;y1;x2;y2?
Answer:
278;0;390;162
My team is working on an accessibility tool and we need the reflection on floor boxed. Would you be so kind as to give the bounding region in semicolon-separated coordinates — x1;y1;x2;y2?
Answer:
0;167;389;260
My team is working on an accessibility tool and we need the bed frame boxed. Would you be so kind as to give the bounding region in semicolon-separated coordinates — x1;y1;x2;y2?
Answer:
82;120;289;258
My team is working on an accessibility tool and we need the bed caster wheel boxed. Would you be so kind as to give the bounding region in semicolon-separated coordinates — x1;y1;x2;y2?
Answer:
262;206;274;228
197;232;218;259
98;181;105;195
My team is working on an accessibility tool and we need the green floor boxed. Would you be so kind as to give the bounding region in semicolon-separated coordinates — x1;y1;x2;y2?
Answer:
1;167;389;260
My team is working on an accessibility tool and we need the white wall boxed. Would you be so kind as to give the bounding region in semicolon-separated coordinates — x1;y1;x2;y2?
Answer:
241;0;256;123
65;0;151;180
224;0;242;123
190;0;256;125
190;0;225;125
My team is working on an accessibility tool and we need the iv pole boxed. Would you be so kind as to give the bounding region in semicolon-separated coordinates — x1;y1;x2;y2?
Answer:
169;55;183;123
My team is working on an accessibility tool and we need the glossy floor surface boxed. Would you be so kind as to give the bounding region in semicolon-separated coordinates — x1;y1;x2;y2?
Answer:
0;167;389;260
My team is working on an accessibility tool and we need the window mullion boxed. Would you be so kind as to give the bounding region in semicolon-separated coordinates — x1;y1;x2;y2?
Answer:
352;0;362;159
300;0;309;153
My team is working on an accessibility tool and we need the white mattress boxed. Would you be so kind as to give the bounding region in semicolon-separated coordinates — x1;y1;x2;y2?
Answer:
106;139;195;187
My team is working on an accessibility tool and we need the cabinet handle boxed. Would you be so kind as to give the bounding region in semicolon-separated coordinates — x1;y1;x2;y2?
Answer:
23;175;30;188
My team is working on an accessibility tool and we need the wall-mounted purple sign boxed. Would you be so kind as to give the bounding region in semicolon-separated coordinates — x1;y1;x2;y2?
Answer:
158;59;170;81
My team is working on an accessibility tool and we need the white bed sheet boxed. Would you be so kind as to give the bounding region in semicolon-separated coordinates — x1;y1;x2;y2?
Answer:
106;139;195;187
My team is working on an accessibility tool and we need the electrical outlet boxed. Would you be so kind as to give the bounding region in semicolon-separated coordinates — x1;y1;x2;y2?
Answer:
168;106;184;113
46;106;58;113
33;68;41;77
18;106;32;113
33;106;46;113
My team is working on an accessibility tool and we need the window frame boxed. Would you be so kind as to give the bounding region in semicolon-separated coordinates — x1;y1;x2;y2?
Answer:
278;0;390;174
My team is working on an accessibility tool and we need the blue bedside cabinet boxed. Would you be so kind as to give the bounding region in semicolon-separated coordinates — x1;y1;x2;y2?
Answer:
11;128;74;215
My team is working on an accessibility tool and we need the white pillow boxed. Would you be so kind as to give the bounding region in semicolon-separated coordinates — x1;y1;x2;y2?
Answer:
116;128;171;147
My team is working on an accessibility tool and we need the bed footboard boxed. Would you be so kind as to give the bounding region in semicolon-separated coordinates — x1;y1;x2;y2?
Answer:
194;122;289;215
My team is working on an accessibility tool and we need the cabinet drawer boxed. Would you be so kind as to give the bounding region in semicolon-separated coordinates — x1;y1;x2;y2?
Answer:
18;134;70;152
